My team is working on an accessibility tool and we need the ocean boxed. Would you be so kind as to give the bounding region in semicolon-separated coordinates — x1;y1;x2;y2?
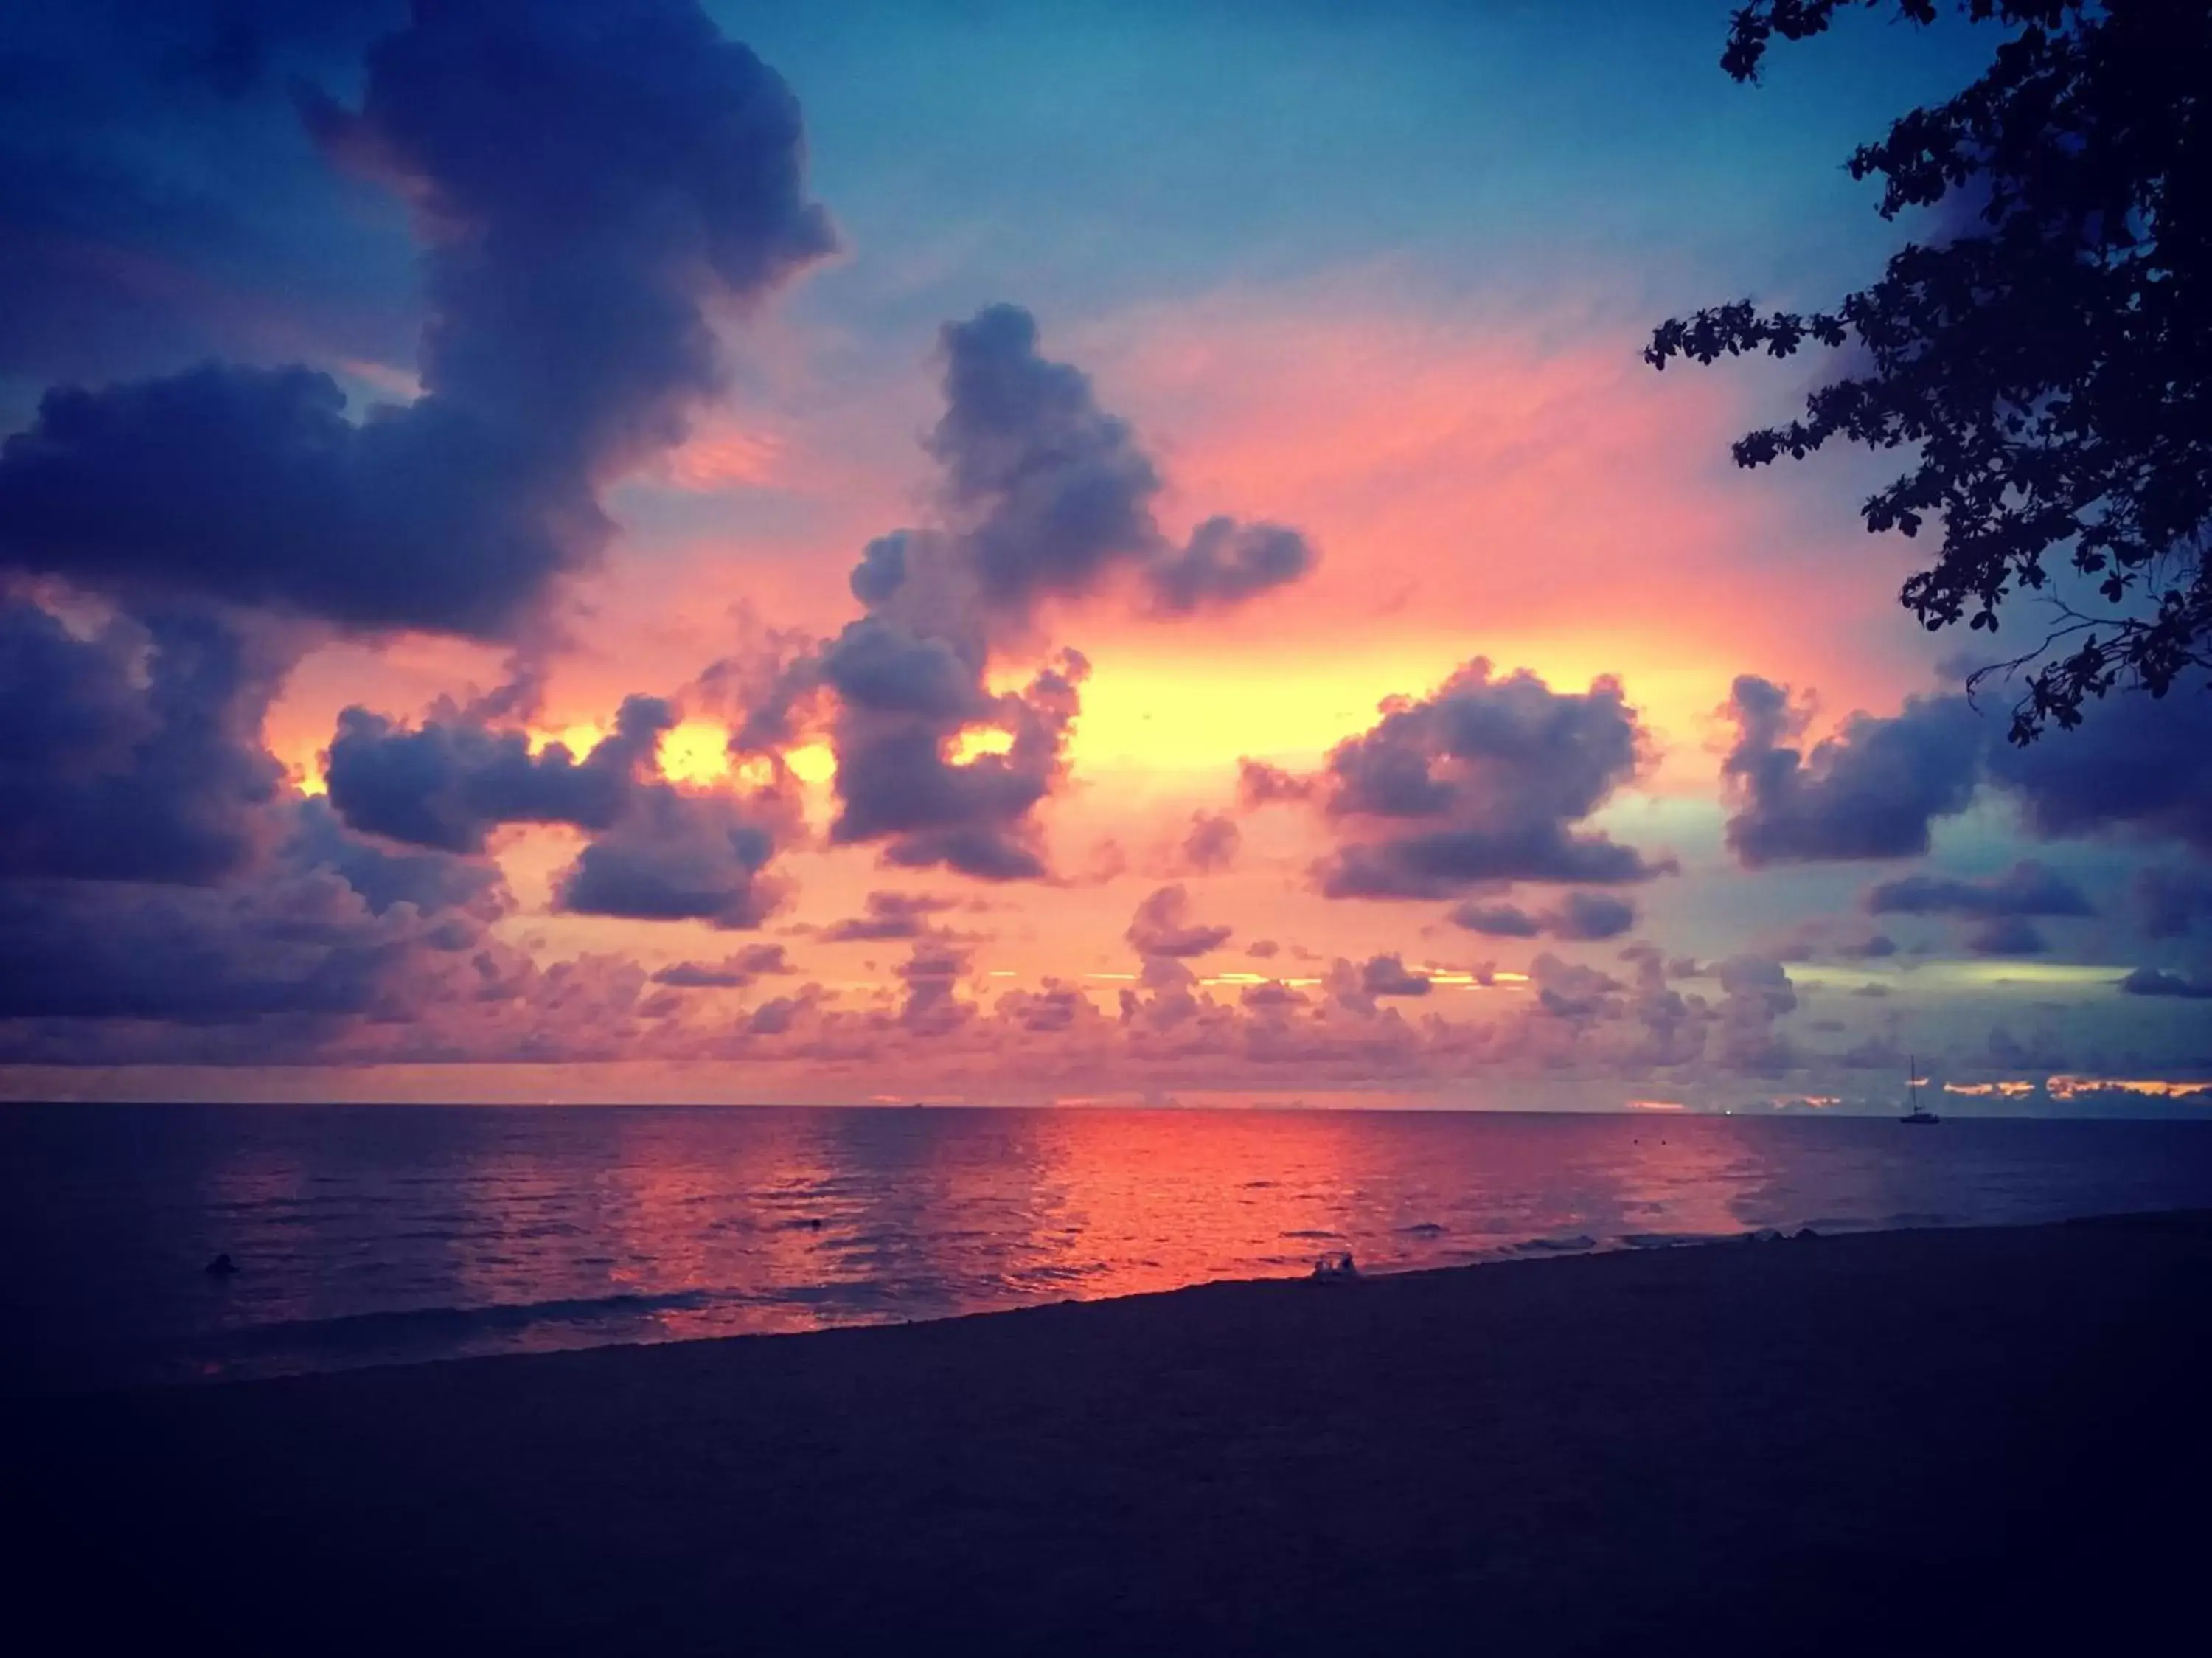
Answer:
7;1103;2211;1392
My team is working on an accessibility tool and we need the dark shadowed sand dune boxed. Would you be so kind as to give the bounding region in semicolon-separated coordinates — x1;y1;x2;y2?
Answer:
13;1213;2210;1655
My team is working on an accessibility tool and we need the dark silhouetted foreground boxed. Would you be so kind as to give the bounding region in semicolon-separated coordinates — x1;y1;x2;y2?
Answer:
13;1214;2209;1655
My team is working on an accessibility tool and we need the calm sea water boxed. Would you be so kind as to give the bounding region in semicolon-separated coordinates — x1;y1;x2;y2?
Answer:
7;1105;2211;1392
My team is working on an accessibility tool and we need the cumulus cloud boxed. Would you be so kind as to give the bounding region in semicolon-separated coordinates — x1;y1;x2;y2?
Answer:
0;0;832;638
554;783;790;929
746;991;816;1037
1619;945;1700;1066
1178;811;1242;874
321;684;801;932
728;305;1318;884
0;4;846;1061
286;797;507;923
1719;676;1984;866
1531;953;1626;1021
1712;954;1799;1074
996;979;1102;1035
1449;891;1637;940
327;696;673;853
1146;518;1316;616
1359;954;1432;997
1310;660;1667;898
1127;885;1234;958
925;303;1164;625
922;305;1315;633
1989;691;2212;853
897;940;973;1033
0;597;287;884
821;892;961;943
1550;892;1638;940
1719;672;2212;873
1861;860;2093;957
2119;967;2212;999
1865;861;2095;920
1237;758;1315;808
824;630;1090;881
1448;903;1543;939
651;944;790;988
0;798;512;1038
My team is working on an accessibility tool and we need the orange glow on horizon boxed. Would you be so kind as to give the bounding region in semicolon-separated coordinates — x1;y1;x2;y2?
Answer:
2047;1075;2212;1101
1943;1076;2211;1100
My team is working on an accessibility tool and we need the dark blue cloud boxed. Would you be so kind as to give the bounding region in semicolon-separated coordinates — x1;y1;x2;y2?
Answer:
327;695;673;853
2118;967;2212;1000
930;303;1162;622
1146;517;1316;616
820;891;961;943
554;783;789;929
1447;890;1636;940
1989;690;2212;853
732;305;1315;885
286;797;506;923
0;1;406;386
0;0;832;638
322;685;799;932
1448;901;1543;938
0;597;285;884
0;795;509;1034
1864;861;2096;919
1549;890;1638;940
822;627;1088;881
2138;866;2212;939
1721;673;2212;870
1314;660;1668;898
1720;676;1984;866
894;303;1314;635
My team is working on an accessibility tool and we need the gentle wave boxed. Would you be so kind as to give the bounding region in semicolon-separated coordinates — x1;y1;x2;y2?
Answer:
9;1105;2211;1390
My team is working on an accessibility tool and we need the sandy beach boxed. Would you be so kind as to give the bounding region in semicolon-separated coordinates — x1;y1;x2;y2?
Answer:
15;1212;2209;1654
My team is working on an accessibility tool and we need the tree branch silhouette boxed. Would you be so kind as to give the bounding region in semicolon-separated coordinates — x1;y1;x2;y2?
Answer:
1651;0;2211;742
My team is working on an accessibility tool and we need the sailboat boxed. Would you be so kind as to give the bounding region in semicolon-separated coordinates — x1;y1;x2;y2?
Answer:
1900;1057;1940;1125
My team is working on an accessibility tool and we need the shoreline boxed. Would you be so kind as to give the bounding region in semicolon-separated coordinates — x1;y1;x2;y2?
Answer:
28;1200;2204;1396
15;1210;2211;1652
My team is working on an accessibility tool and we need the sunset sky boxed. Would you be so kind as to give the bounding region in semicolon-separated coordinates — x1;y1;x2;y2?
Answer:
4;0;2208;1111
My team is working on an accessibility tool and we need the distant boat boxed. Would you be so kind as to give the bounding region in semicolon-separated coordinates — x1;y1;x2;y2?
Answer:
1901;1057;1940;1125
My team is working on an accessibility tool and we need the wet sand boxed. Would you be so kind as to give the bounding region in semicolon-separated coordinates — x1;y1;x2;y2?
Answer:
14;1213;2210;1654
